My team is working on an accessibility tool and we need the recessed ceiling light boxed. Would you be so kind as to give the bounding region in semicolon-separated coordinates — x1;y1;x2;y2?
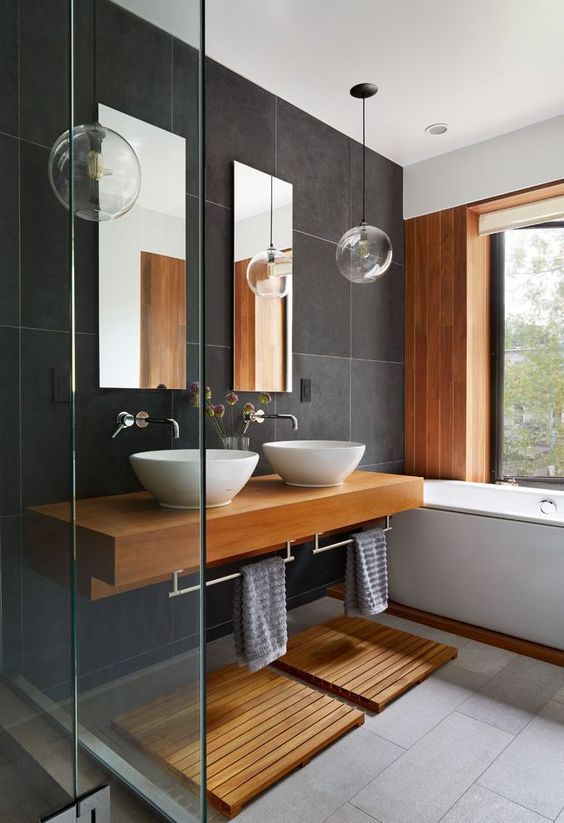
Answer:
425;123;448;135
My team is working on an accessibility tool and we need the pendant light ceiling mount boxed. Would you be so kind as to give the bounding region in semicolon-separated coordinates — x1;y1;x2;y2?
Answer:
336;82;393;284
350;82;378;99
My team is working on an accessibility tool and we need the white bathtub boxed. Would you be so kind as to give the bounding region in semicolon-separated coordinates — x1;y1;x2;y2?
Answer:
388;480;564;650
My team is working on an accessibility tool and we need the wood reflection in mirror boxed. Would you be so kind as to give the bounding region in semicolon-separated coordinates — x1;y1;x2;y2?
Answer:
140;252;186;389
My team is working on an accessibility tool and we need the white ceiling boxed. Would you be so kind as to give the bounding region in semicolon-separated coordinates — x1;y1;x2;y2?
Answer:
206;0;564;166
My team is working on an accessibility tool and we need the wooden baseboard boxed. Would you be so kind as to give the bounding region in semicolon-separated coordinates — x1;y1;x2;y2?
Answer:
387;601;564;668
326;582;564;668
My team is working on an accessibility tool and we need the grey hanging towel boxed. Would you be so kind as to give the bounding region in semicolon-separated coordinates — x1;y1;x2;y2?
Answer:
233;556;288;672
345;527;388;617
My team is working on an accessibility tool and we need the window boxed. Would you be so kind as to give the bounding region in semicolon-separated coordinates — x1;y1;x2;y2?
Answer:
491;222;564;483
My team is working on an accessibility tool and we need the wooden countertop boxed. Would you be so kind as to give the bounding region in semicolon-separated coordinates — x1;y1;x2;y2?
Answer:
28;471;423;599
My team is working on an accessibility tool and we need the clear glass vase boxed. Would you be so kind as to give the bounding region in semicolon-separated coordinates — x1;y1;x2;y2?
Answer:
222;436;250;451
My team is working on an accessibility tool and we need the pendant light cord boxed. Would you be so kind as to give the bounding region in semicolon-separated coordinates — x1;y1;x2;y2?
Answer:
269;175;273;247
362;97;366;223
93;0;98;119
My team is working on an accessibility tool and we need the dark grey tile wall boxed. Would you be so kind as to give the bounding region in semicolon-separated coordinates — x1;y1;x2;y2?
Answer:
204;62;405;476
0;0;404;694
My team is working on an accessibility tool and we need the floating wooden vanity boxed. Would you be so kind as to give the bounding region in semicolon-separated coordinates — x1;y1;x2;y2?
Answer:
27;471;423;600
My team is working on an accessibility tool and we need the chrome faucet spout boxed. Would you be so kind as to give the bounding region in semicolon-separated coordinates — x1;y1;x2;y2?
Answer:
243;409;299;432
143;416;180;439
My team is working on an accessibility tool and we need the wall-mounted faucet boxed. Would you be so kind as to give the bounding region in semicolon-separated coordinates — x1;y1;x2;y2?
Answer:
243;408;298;432
112;410;180;439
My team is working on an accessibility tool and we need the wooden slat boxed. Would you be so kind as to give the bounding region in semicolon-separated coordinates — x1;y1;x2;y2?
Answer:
113;663;364;818
273;615;457;712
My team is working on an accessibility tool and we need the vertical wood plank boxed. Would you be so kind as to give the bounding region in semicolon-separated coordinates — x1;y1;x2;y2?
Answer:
466;210;491;482
452;206;468;479
426;212;441;478
414;215;429;476
404;219;416;474
439;210;454;478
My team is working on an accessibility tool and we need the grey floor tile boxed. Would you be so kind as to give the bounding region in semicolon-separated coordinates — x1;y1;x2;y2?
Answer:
442;785;550;822
364;662;487;748
479;700;564;819
453;642;516;679
324;803;379;823
370;614;470;650
458;655;564;734
226;728;402;823
352;712;512;823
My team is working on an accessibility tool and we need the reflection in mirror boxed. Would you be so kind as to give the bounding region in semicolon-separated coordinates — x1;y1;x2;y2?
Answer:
233;161;293;392
98;104;187;389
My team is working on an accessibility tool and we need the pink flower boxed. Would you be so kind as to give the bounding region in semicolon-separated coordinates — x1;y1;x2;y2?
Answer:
205;386;212;400
225;391;239;406
189;381;199;395
214;404;225;418
258;392;272;405
243;402;255;414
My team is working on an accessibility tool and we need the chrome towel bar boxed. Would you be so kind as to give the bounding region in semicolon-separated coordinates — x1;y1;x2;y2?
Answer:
168;516;392;597
312;516;392;555
168;541;295;599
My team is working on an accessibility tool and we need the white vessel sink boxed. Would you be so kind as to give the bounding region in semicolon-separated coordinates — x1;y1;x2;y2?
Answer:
263;440;365;487
130;449;259;509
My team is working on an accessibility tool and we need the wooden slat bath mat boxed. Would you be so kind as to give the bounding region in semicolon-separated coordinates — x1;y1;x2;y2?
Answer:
272;615;457;712
113;663;364;818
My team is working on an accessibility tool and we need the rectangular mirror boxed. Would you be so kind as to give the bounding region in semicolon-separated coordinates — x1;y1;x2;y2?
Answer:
233;161;293;392
98;104;187;389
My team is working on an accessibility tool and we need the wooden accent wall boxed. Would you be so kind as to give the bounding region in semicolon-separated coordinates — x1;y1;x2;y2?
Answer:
405;206;490;481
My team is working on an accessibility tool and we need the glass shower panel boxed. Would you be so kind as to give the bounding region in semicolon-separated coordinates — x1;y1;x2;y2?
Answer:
72;1;205;821
0;0;77;819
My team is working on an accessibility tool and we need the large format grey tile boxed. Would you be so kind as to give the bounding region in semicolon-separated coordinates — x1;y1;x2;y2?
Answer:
363;662;488;749
21;329;72;507
479;700;564;819
1;517;23;674
231;728;402;823
350;143;404;265
0;133;19;327
351;360;404;465
277;99;350;243
324;804;377;823
352;712;513;823
19;0;69;147
453;641;516;679
97;0;173;131
0;328;20;516
20;142;70;332
458;655;564;734
293;232;350;359
0;0;18;136
276;354;351;442
205;202;233;348
351;262;404;364
172;39;200;197
442;785;549;823
206;58;275;208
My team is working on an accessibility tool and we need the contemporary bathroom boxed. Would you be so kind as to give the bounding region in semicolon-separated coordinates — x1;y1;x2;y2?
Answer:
1;1;564;821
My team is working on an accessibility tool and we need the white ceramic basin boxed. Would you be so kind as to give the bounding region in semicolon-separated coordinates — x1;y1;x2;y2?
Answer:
263;440;366;487
130;449;259;509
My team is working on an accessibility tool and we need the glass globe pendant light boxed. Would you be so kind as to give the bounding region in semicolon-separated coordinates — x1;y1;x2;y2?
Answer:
47;2;141;222
49;122;141;221
336;83;393;283
246;175;292;299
